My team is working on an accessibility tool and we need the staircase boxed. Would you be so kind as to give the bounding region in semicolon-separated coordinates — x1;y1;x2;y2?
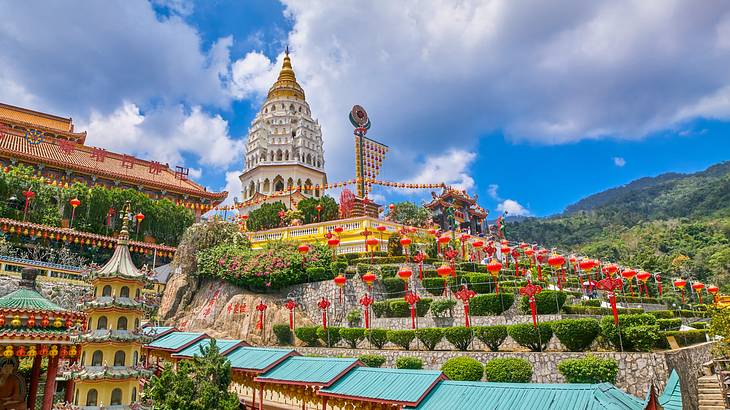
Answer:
698;375;726;410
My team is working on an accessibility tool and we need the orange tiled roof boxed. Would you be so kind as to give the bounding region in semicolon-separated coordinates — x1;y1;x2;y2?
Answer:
0;129;226;201
0;102;87;143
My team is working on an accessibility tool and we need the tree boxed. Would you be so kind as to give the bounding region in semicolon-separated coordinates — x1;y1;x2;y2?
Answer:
387;201;432;227
247;202;287;231
297;195;338;224
146;339;239;410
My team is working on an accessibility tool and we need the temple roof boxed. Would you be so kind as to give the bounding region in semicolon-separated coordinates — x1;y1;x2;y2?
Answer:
0;288;66;312
267;49;306;101
91;205;147;283
0;102;85;142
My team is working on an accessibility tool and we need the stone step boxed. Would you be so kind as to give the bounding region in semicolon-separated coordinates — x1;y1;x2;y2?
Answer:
699;399;726;406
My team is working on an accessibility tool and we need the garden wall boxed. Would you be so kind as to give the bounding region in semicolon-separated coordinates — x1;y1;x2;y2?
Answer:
297;342;713;409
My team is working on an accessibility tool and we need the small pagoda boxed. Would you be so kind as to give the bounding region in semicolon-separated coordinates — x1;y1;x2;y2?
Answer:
64;202;152;409
0;267;84;410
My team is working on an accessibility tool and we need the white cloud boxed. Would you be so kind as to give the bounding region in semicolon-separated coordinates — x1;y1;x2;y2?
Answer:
220;171;244;207
487;184;501;200
230;51;278;101
406;150;476;191
151;0;194;17
496;199;531;216
613;157;626;167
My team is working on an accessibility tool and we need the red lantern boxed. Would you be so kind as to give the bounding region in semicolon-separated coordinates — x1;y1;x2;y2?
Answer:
437;235;450;255
362;271;377;289
398;265;413;291
404;291;420;329
297;244;310;267
603;263;619;277
692;282;705;304
437;264;454;295
333;274;347;304
327;237;340;258
22;189;35;220
334;226;344;234
486;260;503;294
0;315;4;327
413;252;426;280
547;254;565;268
459;234;471;258
400;236;412;261
41;315;50;328
454;285;477;327
636;271;651;296
674;279;687;304
621;269;637;296
69;197;81;228
284;299;297;330
359;293;374;329
708;285;720;306
597;277;624;324
472;240;484;261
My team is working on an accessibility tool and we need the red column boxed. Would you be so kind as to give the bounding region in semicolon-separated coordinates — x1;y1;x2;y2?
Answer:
41;357;59;410
27;355;42;409
258;383;264;410
64;359;75;404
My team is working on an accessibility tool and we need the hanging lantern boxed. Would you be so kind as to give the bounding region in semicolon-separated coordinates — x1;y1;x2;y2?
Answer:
403;291;420;329
400;236;412;261
2;346;13;358
621;269;637;297
49;345;58;358
327;237;340;258
413;252;426;280
486;260;503;294
603;263;619;277
459;234;471;259
398;265;413;292
333;226;344;234
437;235;450;255
472;240;484;261
437;264;454;296
297;244;310;267
596;277;624;324
41;315;49;327
708;285;720;306
359;293;374;329
26;316;35;328
361;271;377;289
333;274;347;304
674;279;687;304
454;285;477;327
692;282;705;304
0;315;4;327
38;345;49;357
636;271;651;296
15;346;26;357
11;316;20;327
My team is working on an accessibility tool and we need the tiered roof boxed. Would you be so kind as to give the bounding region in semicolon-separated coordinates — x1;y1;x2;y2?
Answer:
424;187;488;217
89;206;147;284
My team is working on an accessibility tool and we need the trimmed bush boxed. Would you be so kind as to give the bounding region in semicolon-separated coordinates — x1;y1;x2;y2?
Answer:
305;267;333;282
656;330;708;349
441;357;484;381
382;277;407;297
624;325;661;352
464;273;493;293
692;322;708;329
484;358;532;383
372;301;389;318
387;330;416;350
648;310;675;319
295;326;319;346
470;293;515;316
443;327;474;351
656;318;682;331
272;324;292;345
431;299;457;318
558;355;618;384
316;326;342;347
395;356;424;369
380;265;399;278
474;325;508;352
600;314;657;351
339;328;365;348
519;290;567;314
508;323;553;352
365;329;388;349
581;299;602;307
388;298;432;317
416;328;444;351
422;277;451;296
551;319;600;352
346;310;362;327
330;260;348;275
358;354;386;368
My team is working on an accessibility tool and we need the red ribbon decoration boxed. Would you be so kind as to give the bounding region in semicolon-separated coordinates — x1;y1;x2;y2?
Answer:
106;207;116;227
318;297;331;331
404;291;420;329
520;280;543;328
255;301;267;331
284;299;296;330
359;293;374;329
22;190;35;220
655;273;663;297
413;252;426;280
596;277;623;325
454;285;476;328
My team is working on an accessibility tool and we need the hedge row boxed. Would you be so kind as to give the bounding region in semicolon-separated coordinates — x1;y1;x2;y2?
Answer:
372;298;433;318
561;305;644;316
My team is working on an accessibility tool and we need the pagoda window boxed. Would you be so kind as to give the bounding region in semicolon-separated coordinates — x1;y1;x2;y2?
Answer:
276;150;283;161
74;389;79;405
97;316;108;330
134;318;140;329
287;178;294;189
102;285;112;297
120;286;130;298
304;179;312;195
91;350;103;366
263;179;270;193
86;389;98;406
114;351;126;367
132;387;137;403
111;388;123;405
285;151;290;161
133;351;139;366
117;317;128;331
136;289;141;299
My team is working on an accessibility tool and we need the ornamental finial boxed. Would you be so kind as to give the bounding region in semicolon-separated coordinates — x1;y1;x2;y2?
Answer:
119;201;131;242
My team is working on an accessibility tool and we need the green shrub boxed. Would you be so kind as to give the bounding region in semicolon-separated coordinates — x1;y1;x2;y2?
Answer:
441;357;483;381
422;277;451;296
484;358;532;383
519;290;567;314
330;260;348;275
380;265;399;278
508;323;553;352
600;314;657;351
648;310;675;319
372;301;389;318
339;328;365;348
457;262;480;272
395;356;424;369
464;273;493;293
305;266;333;282
656;330;708;349
624;325;660;352
316;326;342;347
295;326;319;346
358;354;386;368
656;318;682;331
388;298;432;317
416;328;444;351
382;277;406;297
470;293;515;316
551;319;600;352
272;324;292;345
474;325;508;352
346;310;362;327
558;355;618;384
692;322;708;329
443;327;474;351
365;329;388;349
430;299;457;318
387;330;416;350
581;299;602;307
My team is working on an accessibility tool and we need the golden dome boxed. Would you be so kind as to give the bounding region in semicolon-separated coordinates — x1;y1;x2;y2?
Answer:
267;48;305;101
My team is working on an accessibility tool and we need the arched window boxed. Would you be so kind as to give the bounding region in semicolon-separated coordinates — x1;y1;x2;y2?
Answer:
274;177;284;192
132;387;137;403
96;316;108;330
111;388;123;405
114;351;126;366
86;389;98;406
120;286;129;298
262;179;270;193
91;350;103;366
133;351;139;366
285;151;289;161
74;388;79;405
117;317;128;331
276;150;283;161
102;285;112;297
135;288;140;299
87;318;92;330
287;178;294;189
80;351;86;365
304;179;313;195
134;318;140;329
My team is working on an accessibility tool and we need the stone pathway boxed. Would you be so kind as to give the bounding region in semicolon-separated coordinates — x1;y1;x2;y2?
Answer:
698;375;727;410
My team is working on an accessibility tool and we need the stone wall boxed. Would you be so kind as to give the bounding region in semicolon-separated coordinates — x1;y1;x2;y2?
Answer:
0;273;91;310
296;342;714;407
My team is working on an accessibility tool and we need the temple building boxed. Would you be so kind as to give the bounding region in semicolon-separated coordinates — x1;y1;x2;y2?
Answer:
64;202;152;409
0;102;226;218
238;49;328;212
424;188;488;234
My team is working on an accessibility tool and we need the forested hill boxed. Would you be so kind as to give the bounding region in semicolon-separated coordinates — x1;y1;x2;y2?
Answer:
506;161;730;285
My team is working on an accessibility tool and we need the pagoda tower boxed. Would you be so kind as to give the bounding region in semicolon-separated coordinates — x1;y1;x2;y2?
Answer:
65;202;152;409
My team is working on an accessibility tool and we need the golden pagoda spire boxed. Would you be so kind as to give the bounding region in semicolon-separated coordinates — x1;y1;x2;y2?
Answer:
118;201;131;243
267;47;305;101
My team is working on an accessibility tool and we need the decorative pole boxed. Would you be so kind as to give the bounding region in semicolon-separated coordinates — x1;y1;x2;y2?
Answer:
519;280;543;328
597;276;624;325
404;291;420;329
318;297;331;331
454;285;476;328
359;293;374;329
284;299;297;330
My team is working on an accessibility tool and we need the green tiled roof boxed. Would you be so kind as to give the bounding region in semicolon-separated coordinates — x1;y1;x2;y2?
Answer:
146;331;206;351
257;357;358;386
320;367;443;405
408;381;646;410
173;338;242;358
658;370;682;410
142;326;175;338
0;288;67;312
225;347;295;372
79;329;149;343
65;366;153;381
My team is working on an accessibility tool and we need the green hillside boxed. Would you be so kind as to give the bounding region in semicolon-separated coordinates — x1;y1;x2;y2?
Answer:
507;161;730;286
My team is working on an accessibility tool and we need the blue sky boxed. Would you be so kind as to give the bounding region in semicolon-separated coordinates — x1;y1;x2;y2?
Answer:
1;1;730;217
